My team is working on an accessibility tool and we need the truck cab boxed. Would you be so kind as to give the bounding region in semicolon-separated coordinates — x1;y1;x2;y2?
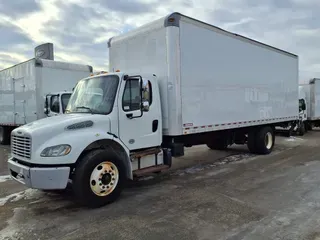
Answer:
298;86;307;135
8;71;167;208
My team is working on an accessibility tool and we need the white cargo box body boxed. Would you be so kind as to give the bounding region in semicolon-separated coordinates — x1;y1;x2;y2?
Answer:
0;58;92;126
109;12;299;136
303;79;320;120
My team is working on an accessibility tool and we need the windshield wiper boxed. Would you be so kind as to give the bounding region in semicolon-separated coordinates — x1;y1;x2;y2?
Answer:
76;106;94;114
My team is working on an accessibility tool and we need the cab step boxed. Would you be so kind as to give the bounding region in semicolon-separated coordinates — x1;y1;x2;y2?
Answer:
130;147;161;160
133;164;170;177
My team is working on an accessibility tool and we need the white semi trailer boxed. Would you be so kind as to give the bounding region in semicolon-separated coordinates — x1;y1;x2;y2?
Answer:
8;13;299;207
299;78;320;130
0;43;93;144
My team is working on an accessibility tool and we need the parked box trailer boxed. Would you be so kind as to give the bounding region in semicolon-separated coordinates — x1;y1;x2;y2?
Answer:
0;58;92;144
8;12;299;207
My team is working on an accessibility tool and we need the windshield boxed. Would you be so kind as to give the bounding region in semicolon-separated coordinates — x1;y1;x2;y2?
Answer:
65;75;119;114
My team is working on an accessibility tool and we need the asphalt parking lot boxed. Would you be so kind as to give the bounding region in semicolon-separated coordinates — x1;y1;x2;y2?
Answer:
1;132;320;240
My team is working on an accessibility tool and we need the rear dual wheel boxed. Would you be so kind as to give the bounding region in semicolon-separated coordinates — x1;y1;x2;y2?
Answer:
247;126;275;155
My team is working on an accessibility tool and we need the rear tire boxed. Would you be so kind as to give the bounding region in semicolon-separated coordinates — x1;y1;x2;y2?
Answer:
72;149;126;208
255;126;275;155
0;127;10;145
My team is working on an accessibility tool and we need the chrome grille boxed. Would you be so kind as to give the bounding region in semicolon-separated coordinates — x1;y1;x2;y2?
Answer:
11;135;31;159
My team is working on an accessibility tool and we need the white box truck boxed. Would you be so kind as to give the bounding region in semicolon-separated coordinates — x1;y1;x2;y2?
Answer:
0;43;93;144
299;78;320;130
8;13;299;207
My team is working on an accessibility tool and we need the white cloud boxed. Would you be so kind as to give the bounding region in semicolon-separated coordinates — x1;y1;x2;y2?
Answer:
0;0;320;79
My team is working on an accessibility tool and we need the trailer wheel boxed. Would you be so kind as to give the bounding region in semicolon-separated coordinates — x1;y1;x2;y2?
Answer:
0;127;10;145
72;149;126;208
255;126;275;154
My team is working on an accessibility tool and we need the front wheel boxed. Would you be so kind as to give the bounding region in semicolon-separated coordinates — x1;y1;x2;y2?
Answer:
0;127;10;145
298;122;305;136
72;149;126;208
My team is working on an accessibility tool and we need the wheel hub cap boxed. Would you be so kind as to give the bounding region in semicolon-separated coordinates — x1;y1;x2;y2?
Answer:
90;161;119;196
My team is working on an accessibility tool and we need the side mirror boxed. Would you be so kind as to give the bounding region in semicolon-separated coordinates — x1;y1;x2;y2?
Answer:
44;108;49;115
51;101;60;113
142;101;150;112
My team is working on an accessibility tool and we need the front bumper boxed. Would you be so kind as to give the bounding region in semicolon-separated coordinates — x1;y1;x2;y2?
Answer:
8;158;70;190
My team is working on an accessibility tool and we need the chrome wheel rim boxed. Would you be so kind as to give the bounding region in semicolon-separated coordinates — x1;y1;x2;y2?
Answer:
265;132;273;150
90;161;119;196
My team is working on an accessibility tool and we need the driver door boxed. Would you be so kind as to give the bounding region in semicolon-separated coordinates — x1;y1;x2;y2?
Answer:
118;77;161;150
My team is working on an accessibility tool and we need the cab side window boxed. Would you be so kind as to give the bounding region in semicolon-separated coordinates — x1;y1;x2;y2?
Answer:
122;79;141;112
142;80;152;105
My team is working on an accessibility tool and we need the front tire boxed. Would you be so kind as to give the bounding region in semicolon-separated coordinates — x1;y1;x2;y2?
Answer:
298;122;305;136
304;122;308;133
0;127;10;145
73;149;126;208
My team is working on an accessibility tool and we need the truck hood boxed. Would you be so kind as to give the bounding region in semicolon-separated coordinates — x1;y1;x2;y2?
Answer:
12;114;111;138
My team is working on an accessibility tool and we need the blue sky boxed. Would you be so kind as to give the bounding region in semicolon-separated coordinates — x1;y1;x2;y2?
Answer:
0;0;319;82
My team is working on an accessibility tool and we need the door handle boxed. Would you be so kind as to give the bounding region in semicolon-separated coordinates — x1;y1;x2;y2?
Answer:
152;120;159;132
126;113;133;119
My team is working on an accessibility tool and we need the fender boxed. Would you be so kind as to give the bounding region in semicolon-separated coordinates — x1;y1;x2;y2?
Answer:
76;136;133;179
33;128;132;178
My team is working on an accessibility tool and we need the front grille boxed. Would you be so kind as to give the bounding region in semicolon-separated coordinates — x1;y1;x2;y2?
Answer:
11;135;31;159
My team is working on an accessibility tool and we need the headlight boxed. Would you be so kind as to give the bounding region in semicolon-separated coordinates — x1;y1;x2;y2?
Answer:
40;144;71;157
